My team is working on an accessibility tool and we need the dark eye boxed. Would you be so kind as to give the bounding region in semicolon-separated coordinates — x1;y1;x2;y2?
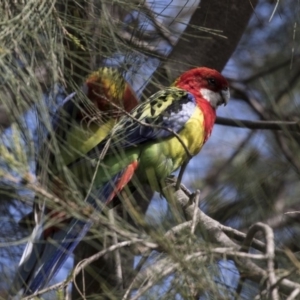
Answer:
208;78;216;85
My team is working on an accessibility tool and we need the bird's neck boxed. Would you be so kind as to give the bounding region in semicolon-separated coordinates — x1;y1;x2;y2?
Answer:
123;85;139;112
196;98;216;142
175;80;216;143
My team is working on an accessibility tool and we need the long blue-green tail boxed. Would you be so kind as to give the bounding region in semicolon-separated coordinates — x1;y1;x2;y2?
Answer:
10;172;123;297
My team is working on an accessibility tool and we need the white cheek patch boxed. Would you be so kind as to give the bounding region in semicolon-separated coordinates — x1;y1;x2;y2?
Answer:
200;88;221;108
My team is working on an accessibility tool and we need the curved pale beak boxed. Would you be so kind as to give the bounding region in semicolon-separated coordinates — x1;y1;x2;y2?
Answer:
220;87;230;106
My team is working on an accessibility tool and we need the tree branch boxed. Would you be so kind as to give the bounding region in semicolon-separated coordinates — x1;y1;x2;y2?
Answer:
163;184;300;296
216;116;300;132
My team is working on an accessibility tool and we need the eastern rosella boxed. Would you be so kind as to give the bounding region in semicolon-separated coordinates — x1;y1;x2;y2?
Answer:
11;67;139;296
48;67;139;169
11;67;229;296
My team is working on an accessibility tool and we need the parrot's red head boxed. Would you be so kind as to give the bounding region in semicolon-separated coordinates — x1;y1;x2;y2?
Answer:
80;67;139;121
173;67;229;109
174;67;229;142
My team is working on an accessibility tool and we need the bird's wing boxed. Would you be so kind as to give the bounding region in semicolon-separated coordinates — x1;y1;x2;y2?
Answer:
81;87;197;162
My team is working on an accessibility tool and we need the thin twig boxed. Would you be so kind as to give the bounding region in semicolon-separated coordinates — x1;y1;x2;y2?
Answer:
269;0;280;22
228;54;300;84
241;223;278;300
18;178;300;299
234;276;246;300
23;239;157;299
274;69;300;103
125;221;199;299
216;116;300;132
122;251;151;300
175;159;190;190
128;249;273;300
286;288;300;300
73;266;86;300
109;210;124;289
191;190;200;234
229;85;300;174
167;188;300;295
64;284;69;300
140;3;177;46
205;131;254;185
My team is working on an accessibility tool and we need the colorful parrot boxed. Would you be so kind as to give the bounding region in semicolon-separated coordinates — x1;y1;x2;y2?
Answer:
10;67;139;296
47;67;139;170
11;67;229;296
18;67;139;227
